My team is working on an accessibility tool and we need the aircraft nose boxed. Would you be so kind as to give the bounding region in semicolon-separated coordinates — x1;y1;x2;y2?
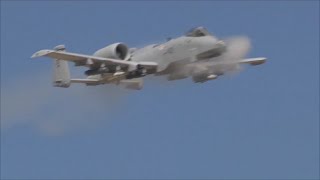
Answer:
216;40;225;47
206;37;226;49
216;40;226;51
196;39;227;60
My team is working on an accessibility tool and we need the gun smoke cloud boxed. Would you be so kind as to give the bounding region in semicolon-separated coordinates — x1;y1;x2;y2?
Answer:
205;36;251;74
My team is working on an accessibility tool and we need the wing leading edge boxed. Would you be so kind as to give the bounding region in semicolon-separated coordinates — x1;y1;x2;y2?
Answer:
31;49;158;71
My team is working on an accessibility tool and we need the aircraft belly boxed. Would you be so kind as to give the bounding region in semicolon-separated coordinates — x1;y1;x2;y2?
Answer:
155;57;193;75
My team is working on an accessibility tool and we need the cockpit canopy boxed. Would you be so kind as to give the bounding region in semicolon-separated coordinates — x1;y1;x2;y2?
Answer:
185;27;211;37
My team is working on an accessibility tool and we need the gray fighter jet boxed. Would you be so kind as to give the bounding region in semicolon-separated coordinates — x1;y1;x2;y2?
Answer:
31;27;266;90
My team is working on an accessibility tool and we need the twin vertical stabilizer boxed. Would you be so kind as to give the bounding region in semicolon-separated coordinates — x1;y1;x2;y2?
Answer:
52;45;71;88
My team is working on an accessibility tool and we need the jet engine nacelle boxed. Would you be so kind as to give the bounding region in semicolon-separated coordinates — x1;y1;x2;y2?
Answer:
93;43;130;60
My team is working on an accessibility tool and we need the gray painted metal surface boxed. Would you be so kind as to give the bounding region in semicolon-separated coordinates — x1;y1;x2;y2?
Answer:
31;27;266;90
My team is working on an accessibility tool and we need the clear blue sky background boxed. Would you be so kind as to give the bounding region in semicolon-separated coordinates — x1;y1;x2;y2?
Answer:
1;1;319;179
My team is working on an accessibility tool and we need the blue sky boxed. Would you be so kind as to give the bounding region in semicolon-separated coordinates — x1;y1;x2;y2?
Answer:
1;1;319;179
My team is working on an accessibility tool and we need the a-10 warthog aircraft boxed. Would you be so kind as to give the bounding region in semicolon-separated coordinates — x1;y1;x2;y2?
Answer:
31;27;266;90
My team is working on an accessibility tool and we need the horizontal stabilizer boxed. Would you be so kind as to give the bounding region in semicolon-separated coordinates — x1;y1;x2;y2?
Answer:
239;57;267;65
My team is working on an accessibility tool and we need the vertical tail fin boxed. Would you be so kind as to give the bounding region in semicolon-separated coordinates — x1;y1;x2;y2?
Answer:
53;45;71;88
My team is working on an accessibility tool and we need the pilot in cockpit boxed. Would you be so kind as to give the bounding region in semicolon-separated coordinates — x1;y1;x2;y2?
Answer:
185;27;211;37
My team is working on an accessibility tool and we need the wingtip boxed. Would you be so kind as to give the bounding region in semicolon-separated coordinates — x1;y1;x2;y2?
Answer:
259;57;267;61
30;53;37;58
252;57;267;65
30;49;51;59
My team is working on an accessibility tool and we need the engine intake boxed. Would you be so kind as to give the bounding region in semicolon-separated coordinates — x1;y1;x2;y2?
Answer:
93;43;130;60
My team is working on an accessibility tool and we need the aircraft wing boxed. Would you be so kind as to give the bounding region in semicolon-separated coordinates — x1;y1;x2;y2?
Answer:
31;49;158;71
238;57;267;65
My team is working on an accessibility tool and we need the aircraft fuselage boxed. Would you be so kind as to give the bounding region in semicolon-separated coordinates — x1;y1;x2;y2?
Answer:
131;35;226;73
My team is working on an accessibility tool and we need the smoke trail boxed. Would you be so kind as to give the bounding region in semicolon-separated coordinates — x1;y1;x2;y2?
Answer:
1;71;128;136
